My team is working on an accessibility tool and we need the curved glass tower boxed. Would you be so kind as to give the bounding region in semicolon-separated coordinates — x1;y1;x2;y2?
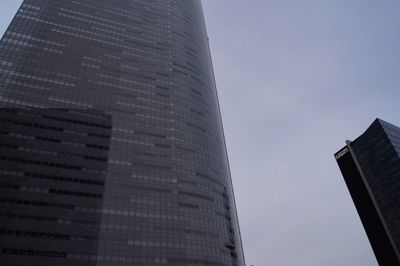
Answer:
0;1;245;266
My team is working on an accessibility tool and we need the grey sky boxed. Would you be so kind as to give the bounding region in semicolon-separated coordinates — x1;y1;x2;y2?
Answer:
202;1;399;266
1;1;400;265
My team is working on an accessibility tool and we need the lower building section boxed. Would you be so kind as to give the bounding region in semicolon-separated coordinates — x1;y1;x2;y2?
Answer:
0;108;111;266
0;108;242;266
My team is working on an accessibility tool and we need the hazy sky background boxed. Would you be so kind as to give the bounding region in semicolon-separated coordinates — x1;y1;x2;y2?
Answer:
1;1;400;266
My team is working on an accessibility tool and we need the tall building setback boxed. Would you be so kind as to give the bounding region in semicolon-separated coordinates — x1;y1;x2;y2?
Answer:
0;1;245;266
335;119;400;266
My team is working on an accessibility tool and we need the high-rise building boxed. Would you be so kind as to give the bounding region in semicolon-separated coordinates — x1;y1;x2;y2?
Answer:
335;118;400;266
0;1;245;266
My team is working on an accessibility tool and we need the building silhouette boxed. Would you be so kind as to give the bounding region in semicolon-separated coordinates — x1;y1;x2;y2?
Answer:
335;119;400;266
0;1;245;265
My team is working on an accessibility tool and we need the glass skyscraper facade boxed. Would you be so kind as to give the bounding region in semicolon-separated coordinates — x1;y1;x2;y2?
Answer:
0;1;245;266
335;119;400;266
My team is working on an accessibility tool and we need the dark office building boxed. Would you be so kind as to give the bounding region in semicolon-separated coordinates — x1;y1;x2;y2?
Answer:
0;1;245;266
335;119;400;266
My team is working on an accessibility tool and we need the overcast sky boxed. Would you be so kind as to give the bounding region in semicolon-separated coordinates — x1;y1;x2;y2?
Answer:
2;1;400;266
202;1;400;266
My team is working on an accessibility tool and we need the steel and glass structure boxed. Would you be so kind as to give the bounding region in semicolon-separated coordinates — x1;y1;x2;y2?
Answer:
0;1;245;265
335;119;400;266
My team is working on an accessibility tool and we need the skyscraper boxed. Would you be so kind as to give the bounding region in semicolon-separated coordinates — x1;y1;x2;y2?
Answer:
335;119;400;266
0;1;245;266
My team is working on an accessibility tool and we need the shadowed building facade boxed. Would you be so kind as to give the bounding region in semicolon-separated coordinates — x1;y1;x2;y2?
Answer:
335;119;400;266
0;1;245;266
